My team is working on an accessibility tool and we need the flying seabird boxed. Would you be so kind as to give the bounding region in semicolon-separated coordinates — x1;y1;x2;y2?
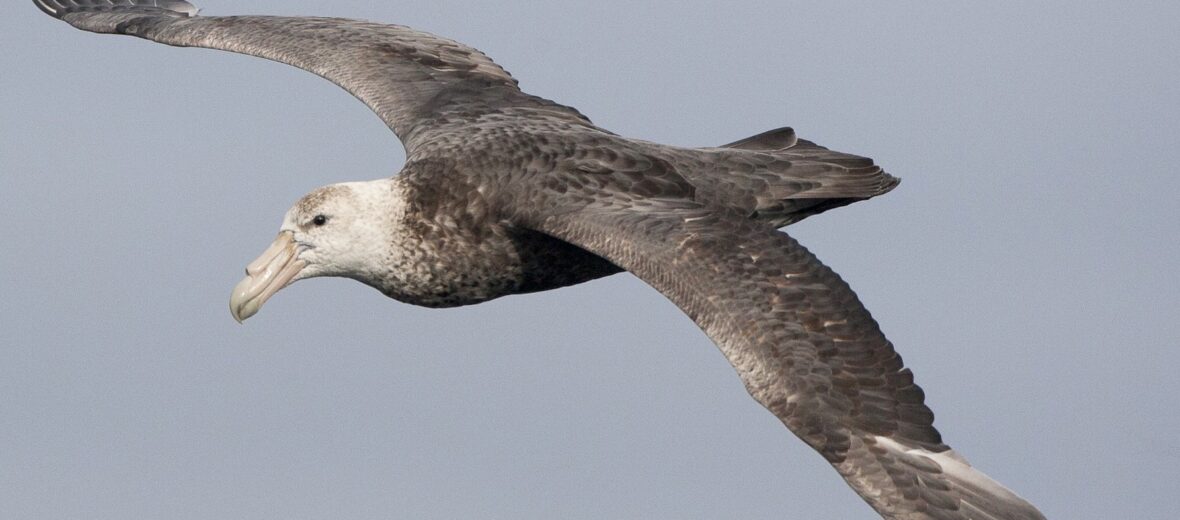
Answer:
35;1;1045;518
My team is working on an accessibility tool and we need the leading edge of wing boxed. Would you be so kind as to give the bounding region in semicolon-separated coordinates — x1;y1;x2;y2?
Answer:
33;1;591;150
35;0;198;18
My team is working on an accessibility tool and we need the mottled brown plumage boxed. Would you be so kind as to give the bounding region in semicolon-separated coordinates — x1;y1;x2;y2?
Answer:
35;1;1044;518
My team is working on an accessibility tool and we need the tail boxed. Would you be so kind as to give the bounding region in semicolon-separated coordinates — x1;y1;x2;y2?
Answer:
714;126;900;227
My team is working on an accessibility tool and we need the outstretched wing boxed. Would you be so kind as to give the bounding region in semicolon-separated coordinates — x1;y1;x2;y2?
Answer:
512;194;1044;519
34;0;591;150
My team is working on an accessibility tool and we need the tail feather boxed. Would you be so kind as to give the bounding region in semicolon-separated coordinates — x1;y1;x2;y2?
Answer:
710;127;899;227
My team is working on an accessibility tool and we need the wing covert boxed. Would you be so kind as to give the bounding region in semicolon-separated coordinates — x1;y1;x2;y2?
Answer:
35;0;591;150
515;199;1043;519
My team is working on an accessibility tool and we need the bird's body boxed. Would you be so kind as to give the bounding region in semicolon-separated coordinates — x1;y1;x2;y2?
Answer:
350;174;621;308
34;1;1045;518
382;122;894;307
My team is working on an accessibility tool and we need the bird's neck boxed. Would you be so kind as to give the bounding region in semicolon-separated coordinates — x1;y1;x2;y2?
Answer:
325;177;415;287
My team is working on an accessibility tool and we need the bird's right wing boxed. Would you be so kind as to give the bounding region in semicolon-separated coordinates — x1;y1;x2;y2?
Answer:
512;192;1044;519
34;0;591;150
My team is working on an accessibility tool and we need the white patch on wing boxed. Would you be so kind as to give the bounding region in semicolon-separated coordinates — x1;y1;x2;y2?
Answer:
873;435;1034;517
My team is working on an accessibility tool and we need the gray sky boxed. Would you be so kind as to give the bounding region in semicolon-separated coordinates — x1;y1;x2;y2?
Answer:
2;1;1177;518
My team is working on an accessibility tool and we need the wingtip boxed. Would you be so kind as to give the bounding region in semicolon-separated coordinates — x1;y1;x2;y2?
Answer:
33;0;200;19
33;0;61;18
872;437;1046;520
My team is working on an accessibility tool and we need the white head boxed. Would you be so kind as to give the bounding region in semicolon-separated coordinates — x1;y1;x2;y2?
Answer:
229;178;404;321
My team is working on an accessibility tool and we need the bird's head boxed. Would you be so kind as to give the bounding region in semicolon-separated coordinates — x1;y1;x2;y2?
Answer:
229;179;401;322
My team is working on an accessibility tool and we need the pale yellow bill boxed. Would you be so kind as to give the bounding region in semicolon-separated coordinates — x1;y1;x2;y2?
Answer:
229;231;306;322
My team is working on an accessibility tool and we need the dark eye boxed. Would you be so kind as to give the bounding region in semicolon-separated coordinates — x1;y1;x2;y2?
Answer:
312;214;328;226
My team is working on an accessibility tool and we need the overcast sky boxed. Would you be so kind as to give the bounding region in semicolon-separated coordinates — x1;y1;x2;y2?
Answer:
2;1;1178;519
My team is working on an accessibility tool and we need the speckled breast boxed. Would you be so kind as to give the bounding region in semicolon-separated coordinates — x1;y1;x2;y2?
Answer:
375;167;621;308
380;217;620;308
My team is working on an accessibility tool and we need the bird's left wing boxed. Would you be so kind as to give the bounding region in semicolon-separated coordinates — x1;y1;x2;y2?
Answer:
34;0;590;151
511;192;1044;519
